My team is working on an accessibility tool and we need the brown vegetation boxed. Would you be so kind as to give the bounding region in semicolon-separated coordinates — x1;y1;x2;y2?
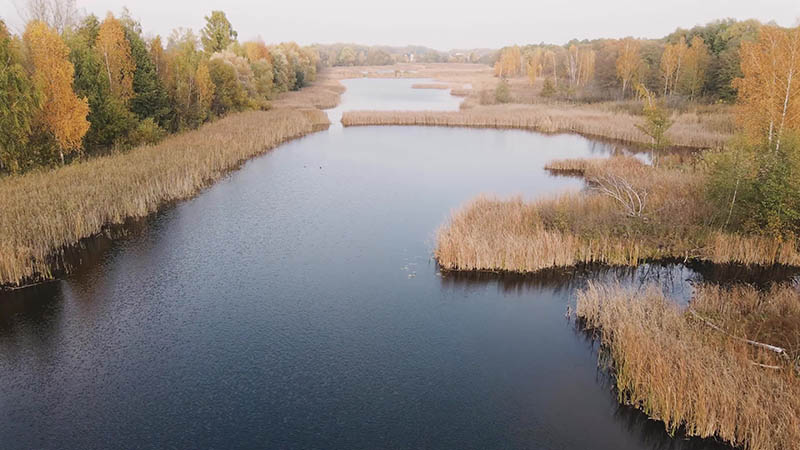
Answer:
0;82;339;287
576;282;800;450
411;83;451;89
342;105;730;149
272;77;345;110
435;156;800;273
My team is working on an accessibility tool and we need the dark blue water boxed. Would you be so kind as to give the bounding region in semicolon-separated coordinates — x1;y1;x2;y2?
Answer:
0;80;731;449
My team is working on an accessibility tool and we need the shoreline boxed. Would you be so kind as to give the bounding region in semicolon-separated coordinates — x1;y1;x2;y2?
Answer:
0;79;344;289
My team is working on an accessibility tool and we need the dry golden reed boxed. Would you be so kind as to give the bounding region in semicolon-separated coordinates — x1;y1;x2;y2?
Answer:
342;105;730;150
411;83;451;89
576;283;800;450
0;84;340;287
435;157;800;273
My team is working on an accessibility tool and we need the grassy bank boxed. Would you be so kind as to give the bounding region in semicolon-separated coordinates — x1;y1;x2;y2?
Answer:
434;156;800;273
0;81;341;288
341;105;730;149
576;282;800;450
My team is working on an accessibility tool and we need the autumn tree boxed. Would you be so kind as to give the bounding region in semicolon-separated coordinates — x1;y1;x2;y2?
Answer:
660;36;687;95
635;84;672;157
242;40;274;104
208;57;248;116
149;35;167;78
544;49;559;88
567;44;596;88
525;47;543;86
24;20;89;163
708;25;800;236
200;11;237;54
68;14;138;151
0;20;41;172
494;46;521;78
676;36;710;99
616;38;641;97
95;13;135;101
271;47;291;92
336;46;356;66
163;28;210;129
735;25;800;151
243;40;270;63
195;61;214;116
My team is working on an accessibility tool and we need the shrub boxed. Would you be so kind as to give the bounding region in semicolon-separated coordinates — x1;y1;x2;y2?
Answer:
540;78;556;97
706;134;800;237
128;118;167;146
494;79;511;103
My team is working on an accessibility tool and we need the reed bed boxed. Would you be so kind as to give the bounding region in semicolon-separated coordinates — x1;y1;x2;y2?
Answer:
0;85;339;287
273;78;345;110
435;157;800;273
449;88;471;97
576;282;800;450
411;83;451;89
342;105;730;150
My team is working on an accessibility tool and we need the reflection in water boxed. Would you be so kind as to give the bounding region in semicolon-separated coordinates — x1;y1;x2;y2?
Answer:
439;262;699;303
0;281;63;337
441;260;800;300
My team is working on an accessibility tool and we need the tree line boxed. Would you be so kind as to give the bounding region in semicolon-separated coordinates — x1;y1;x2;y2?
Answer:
0;3;320;174
493;18;761;102
312;44;497;67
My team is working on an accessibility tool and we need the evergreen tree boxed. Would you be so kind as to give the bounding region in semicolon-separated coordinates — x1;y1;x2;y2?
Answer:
121;15;172;128
0;20;41;173
200;11;237;54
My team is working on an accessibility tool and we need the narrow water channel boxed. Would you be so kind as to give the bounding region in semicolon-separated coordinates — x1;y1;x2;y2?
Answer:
1;79;735;449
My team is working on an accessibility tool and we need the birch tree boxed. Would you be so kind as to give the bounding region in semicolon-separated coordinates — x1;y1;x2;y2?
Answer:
616;38;641;97
735;25;800;152
23;20;89;163
95;13;135;101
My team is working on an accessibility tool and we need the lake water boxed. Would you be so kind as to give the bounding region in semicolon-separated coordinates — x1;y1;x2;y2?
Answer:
0;79;733;449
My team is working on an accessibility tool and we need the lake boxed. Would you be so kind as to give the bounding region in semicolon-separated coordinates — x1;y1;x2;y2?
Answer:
0;78;732;449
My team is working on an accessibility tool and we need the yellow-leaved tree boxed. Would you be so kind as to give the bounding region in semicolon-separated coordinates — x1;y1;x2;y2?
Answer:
735;25;800;151
195;62;215;114
680;36;710;100
23;20;89;163
660;36;687;96
616;38;641;97
494;46;521;78
96;12;135;101
525;48;543;86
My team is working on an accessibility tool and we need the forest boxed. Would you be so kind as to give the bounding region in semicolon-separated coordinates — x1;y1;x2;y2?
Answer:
0;4;319;174
490;19;761;103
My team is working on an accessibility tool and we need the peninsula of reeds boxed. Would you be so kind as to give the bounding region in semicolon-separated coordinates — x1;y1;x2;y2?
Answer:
576;282;800;450
434;156;800;273
341;106;731;150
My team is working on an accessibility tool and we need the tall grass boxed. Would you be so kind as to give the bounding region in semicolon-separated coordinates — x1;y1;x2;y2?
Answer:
342;105;730;149
411;83;451;89
435;157;800;273
576;283;800;450
0;83;339;287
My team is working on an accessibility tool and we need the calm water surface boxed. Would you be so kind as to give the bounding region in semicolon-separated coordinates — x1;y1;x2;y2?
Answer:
1;79;732;449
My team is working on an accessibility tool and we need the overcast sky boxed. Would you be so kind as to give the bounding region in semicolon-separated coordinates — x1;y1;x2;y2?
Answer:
1;0;799;49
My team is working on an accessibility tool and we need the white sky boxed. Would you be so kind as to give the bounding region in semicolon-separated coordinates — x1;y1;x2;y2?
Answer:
1;0;798;50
